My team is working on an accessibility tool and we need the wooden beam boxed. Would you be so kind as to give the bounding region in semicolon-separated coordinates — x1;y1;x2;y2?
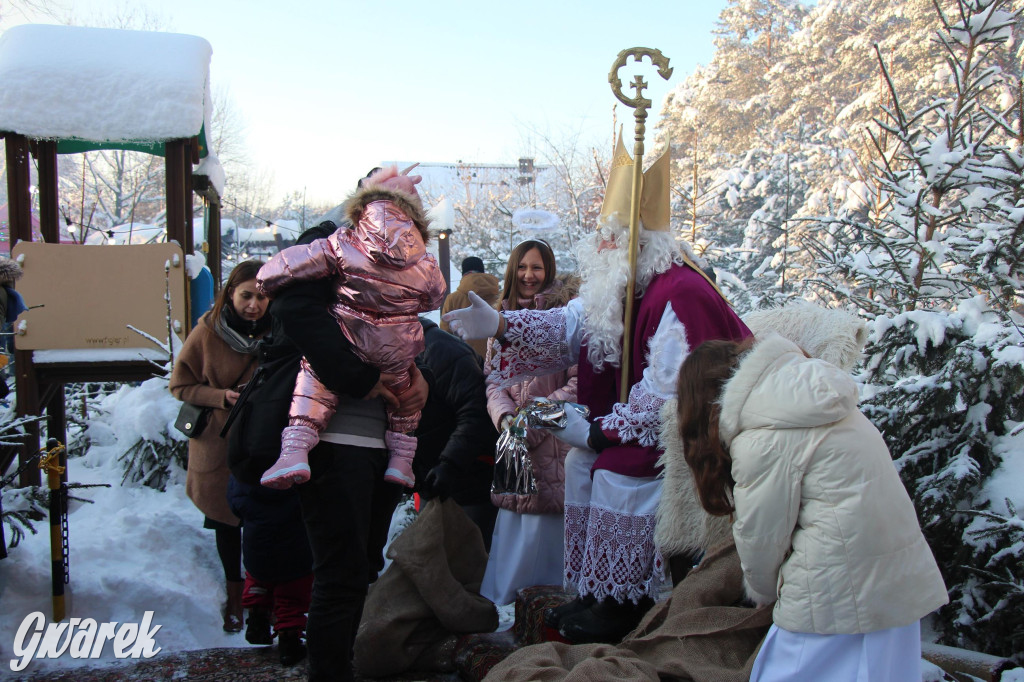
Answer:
164;139;187;247
44;383;67;484
183;138;195;257
14;348;41;487
35;140;60;244
33;361;166;384
5;134;33;249
5;134;41;486
206;199;222;288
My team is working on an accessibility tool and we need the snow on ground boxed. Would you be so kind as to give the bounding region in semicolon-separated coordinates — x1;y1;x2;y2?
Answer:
0;457;428;675
0;377;423;675
0;375;506;676
0;445;251;674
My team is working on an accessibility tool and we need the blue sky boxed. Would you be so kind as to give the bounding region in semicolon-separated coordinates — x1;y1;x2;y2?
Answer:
2;0;729;203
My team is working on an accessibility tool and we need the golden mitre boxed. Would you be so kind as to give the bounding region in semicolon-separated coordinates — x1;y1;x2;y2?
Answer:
599;127;671;232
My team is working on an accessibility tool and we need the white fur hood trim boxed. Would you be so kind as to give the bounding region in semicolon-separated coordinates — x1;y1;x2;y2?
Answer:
718;333;859;446
742;302;867;372
655;399;733;556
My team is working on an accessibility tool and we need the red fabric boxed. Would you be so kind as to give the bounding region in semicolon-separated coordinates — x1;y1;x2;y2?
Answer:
242;570;314;633
579;263;751;478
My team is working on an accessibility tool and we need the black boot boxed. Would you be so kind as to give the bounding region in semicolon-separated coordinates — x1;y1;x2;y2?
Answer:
278;628;307;667
543;593;597;630
559;596;654;644
245;607;273;645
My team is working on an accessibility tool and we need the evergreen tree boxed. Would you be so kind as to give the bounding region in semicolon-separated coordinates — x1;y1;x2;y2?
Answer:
808;0;1024;659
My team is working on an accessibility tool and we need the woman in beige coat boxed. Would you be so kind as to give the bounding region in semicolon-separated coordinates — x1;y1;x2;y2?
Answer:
676;332;948;681
169;260;270;632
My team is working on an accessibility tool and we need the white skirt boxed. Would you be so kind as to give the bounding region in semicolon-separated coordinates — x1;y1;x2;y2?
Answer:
563;447;665;602
479;508;565;606
750;621;922;682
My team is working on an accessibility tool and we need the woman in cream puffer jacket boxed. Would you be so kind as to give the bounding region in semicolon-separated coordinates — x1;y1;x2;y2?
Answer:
677;330;948;681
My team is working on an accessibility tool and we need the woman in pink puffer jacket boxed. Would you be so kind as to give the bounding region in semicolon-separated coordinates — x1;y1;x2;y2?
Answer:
258;167;446;490
479;239;578;606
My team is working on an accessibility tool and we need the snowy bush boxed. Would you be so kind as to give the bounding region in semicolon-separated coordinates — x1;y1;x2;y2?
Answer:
89;376;187;492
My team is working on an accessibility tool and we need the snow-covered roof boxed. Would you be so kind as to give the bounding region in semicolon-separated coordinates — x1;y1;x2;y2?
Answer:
84;220;208;247
233;220;302;244
0;24;212;145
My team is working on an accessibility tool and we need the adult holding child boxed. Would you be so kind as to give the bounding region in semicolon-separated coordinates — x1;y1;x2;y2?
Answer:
479;239;577;606
257;169;431;682
169;259;270;633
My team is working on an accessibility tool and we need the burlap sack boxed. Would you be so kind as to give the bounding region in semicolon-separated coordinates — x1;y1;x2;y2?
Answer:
484;538;772;682
354;498;499;677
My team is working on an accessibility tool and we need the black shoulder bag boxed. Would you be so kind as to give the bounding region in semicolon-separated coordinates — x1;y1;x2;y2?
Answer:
174;359;256;439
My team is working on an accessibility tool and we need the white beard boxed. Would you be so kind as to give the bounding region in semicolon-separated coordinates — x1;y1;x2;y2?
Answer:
577;221;689;371
578;235;629;370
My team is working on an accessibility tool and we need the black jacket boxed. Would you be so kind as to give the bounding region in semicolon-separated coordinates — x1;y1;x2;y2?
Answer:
414;318;496;506
227;476;313;582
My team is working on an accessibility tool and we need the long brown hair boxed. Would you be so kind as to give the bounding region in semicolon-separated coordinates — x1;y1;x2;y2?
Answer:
212;259;265;326
677;338;753;516
500;239;557;311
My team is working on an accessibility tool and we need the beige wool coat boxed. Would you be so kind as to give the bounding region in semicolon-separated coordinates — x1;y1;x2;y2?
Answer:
169;312;260;526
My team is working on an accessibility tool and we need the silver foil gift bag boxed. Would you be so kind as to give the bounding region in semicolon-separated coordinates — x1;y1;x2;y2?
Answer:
492;398;589;495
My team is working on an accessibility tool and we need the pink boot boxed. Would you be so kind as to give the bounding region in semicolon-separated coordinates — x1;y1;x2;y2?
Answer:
261;425;318;489
384;431;417;488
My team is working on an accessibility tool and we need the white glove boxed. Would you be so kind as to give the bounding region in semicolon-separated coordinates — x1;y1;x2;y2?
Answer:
551;406;592;450
442;290;499;340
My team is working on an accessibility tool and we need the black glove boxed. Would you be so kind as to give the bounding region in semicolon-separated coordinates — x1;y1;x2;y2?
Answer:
420;460;459;501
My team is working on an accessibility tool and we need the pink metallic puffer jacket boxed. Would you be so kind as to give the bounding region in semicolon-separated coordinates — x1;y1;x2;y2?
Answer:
258;186;446;376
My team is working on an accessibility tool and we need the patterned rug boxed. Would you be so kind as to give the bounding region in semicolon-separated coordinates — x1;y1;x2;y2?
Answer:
15;645;462;682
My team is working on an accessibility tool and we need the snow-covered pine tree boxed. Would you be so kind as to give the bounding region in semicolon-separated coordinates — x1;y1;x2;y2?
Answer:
809;0;1024;661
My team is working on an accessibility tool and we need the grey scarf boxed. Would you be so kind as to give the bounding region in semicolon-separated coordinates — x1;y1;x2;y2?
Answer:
215;304;263;355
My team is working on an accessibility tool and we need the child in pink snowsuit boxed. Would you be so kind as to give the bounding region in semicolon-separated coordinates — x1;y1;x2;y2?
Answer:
257;167;446;490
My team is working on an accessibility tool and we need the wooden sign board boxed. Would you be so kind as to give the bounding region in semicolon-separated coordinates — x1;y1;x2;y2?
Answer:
11;242;187;351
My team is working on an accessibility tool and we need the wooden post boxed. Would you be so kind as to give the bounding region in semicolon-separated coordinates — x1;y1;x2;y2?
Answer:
5;134;41;487
165;139;192;330
44;383;67;483
206;199;222;288
165;140;187;247
42;438;67;621
35;141;60;244
183;138;195;257
5;134;33;248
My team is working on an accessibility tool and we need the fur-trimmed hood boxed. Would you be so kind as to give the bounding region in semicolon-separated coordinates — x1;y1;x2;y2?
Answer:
742;301;867;372
718;333;858;447
0;256;23;285
655;399;734;557
655;303;866;559
345;185;431;244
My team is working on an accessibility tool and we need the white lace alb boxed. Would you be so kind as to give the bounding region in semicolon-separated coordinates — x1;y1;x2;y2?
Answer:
597;303;691;446
489;307;572;387
564;501;665;603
